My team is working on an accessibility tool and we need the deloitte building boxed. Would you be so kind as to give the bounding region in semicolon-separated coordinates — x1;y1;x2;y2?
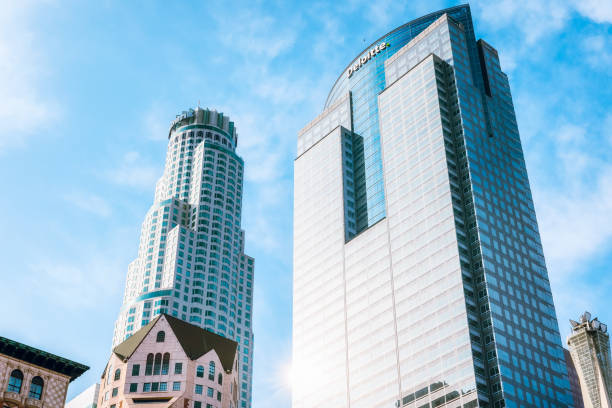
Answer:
293;5;573;408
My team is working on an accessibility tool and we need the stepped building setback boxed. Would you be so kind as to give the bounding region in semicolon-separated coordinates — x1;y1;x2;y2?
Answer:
112;107;254;408
293;5;573;408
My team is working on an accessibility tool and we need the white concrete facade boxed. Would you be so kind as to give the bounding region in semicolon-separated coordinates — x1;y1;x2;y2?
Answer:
65;383;99;408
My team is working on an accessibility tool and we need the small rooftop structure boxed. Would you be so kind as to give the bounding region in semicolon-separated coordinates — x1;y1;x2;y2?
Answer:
570;311;608;334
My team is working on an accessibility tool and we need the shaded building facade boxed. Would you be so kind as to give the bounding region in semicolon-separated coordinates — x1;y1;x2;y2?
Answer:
565;348;585;408
293;5;573;408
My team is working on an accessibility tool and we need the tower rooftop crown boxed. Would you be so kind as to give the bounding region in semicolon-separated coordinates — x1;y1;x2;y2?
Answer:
570;311;609;334
168;107;237;146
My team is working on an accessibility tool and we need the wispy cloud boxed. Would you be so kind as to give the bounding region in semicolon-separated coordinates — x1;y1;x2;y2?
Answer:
521;104;612;335
105;151;161;191
582;34;612;69
143;102;173;141
572;0;612;23
475;0;570;45
25;256;124;309
0;1;60;152
536;167;612;275
214;10;299;60
64;192;113;217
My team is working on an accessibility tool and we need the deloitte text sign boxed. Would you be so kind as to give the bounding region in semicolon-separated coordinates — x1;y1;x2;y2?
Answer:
347;42;390;78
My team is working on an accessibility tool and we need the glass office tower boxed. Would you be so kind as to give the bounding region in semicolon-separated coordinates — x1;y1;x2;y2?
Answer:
113;107;254;408
293;5;573;408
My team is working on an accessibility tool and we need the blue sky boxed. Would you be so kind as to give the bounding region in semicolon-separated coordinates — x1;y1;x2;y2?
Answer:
0;0;610;407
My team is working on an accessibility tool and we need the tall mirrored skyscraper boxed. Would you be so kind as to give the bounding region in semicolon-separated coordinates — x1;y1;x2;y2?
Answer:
113;107;254;408
293;5;572;408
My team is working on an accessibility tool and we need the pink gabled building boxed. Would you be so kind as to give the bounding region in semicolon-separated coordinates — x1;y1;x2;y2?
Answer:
98;314;239;408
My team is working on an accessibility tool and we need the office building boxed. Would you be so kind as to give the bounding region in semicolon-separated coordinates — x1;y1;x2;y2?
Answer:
567;312;611;408
565;348;586;408
65;383;100;408
112;107;254;408
0;336;88;408
98;314;239;408
293;5;572;408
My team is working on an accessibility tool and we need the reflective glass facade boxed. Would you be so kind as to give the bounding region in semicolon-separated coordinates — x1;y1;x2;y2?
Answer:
113;108;254;408
323;5;476;234
294;6;573;408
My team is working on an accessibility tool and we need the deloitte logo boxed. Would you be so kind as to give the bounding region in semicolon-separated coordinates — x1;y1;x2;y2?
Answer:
347;42;390;78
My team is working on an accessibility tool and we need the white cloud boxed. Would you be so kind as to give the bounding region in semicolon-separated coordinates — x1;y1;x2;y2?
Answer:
0;1;60;152
475;0;570;45
25;257;124;309
573;0;612;23
472;0;612;77
64;192;113;217
528;116;612;276
536;166;612;275
582;34;612;68
214;10;298;60
143;102;173;141
105;151;161;191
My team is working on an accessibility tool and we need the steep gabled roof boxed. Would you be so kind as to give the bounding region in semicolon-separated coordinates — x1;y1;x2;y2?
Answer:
163;314;238;372
112;314;238;373
113;315;162;361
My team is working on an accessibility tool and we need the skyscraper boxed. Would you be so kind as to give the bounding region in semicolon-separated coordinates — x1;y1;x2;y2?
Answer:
568;312;612;408
113;107;254;408
565;348;586;408
293;5;573;408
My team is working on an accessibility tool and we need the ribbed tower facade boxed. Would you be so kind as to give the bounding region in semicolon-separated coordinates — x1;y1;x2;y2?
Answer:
293;5;573;408
113;107;254;408
568;312;612;408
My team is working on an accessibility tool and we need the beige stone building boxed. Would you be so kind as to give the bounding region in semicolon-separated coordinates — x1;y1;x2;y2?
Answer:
568;312;612;408
98;314;238;408
0;336;89;408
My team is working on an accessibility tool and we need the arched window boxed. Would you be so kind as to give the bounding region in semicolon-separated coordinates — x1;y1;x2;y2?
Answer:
28;377;44;400
196;365;204;378
145;353;154;375
217;373;222;385
153;353;162;375
7;370;23;393
156;331;165;343
161;353;170;375
208;362;215;380
114;369;121;381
